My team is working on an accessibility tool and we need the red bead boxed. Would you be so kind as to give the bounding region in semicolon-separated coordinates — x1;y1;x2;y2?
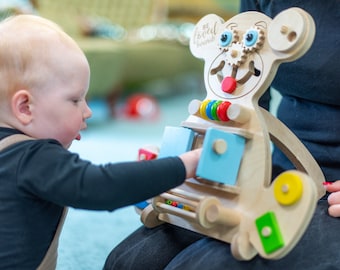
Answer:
171;201;178;207
217;101;231;121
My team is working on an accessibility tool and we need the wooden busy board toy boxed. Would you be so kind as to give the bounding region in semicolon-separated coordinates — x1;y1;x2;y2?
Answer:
139;8;326;260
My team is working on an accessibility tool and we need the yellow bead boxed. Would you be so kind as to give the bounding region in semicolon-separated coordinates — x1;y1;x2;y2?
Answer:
273;172;303;205
183;205;192;211
199;100;211;119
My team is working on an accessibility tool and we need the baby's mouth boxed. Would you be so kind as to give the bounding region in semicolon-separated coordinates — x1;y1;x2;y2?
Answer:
75;134;81;140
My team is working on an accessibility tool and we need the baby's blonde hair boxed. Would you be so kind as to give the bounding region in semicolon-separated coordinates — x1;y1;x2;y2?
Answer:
0;14;84;103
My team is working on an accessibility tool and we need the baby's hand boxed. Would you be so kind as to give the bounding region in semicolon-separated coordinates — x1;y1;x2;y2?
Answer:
179;148;202;179
324;181;340;217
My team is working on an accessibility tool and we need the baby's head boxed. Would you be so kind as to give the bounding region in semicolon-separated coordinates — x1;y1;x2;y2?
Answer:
0;15;91;148
0;14;89;103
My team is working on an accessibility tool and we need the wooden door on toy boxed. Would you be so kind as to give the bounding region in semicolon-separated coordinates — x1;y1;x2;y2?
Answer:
141;8;325;261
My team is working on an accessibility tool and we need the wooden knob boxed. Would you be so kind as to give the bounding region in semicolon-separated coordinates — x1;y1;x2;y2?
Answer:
213;139;227;154
227;104;250;124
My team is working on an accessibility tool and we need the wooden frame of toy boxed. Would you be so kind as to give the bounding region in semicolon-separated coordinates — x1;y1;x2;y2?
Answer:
139;8;325;261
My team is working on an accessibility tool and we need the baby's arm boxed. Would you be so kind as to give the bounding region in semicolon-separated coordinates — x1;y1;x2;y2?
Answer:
179;148;202;179
324;181;340;217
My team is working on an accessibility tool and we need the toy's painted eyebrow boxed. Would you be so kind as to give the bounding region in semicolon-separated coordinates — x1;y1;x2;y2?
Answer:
254;21;267;29
226;22;238;30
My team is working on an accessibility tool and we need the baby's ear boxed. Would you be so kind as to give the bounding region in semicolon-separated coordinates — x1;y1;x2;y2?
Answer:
11;90;33;125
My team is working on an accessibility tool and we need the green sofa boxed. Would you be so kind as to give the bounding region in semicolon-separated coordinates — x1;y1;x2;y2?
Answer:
37;0;205;100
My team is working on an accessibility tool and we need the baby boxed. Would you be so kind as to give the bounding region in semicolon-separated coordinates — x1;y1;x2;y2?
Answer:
0;14;200;269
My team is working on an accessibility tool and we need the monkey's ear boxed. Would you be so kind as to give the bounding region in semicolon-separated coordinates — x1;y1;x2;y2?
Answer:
190;14;225;59
268;7;315;62
11;90;33;125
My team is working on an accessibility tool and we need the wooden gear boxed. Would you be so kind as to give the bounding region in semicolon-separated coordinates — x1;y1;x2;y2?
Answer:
140;8;325;261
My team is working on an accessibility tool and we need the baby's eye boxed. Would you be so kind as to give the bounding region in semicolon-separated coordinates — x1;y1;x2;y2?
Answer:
72;98;81;104
219;30;236;48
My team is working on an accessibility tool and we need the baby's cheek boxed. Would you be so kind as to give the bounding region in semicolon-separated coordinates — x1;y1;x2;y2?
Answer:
57;127;78;146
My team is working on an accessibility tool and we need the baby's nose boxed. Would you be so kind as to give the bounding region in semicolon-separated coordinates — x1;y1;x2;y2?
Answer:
83;103;92;119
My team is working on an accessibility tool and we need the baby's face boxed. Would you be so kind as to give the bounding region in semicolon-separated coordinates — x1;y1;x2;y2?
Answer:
29;43;92;148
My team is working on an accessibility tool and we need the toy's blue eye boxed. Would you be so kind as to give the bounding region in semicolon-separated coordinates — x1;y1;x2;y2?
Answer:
242;27;264;51
219;30;233;47
244;29;258;47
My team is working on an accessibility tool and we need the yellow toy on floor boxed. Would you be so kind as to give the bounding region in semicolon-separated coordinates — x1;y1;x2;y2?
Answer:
139;7;325;260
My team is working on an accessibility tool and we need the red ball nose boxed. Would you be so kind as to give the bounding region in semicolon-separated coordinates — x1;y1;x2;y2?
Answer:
221;77;237;93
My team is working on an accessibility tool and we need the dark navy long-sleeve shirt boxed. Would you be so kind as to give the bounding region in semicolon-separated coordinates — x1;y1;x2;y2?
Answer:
241;0;340;181
0;127;186;269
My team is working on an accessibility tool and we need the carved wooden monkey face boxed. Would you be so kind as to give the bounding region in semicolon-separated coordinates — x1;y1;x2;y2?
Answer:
190;8;315;103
